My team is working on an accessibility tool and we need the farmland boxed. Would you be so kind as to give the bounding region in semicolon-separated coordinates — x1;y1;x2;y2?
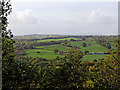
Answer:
3;1;119;88
36;44;70;52
26;49;64;59
24;37;114;61
26;44;70;59
37;37;80;42
69;41;108;53
12;35;119;89
82;54;109;61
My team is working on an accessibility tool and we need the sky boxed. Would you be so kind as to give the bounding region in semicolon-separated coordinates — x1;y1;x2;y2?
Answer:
8;0;118;36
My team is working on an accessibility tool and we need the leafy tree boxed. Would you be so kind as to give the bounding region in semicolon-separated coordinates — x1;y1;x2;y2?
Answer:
82;38;85;41
39;48;86;89
88;43;91;46
54;48;59;54
0;0;19;89
84;50;89;55
37;51;40;53
106;42;111;49
88;39;120;89
82;43;87;47
1;1;38;89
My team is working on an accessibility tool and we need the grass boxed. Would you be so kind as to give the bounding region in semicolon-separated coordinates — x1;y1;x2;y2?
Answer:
82;54;109;61
69;41;107;53
36;44;70;52
26;44;71;59
26;40;110;61
26;49;64;60
37;37;80;42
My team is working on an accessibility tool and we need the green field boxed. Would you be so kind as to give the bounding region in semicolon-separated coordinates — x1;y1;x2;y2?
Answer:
26;44;71;59
26;49;64;60
82;54;109;61
26;40;110;61
36;44;70;52
69;41;107;53
37;37;80;42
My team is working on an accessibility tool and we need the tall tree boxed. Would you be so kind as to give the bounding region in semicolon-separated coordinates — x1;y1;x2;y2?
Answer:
0;0;19;89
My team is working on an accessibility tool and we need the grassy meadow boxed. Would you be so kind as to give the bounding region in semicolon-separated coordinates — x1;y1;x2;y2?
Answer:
82;54;109;61
25;37;113;61
36;44;70;52
37;37;80;42
69;41;107;53
26;49;65;60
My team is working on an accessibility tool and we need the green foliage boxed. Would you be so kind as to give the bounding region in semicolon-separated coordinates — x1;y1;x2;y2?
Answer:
69;41;107;53
36;44;70;52
1;0;17;89
82;54;108;61
1;1;39;89
54;48;59;54
26;41;109;61
82;42;87;47
38;48;86;89
37;37;79;42
26;49;64;59
37;40;120;89
84;50;89;55
1;0;119;89
96;39;113;49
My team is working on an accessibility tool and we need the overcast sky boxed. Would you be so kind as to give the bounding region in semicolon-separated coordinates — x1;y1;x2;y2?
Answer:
8;0;118;35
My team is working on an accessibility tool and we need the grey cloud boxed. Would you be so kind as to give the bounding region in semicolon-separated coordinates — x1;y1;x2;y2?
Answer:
88;9;115;24
8;2;117;35
9;9;39;25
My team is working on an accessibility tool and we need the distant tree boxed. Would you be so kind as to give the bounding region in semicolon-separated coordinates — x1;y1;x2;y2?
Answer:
82;38;85;41
70;39;76;41
89;43;91;46
54;48;59;54
106;42;111;49
82;43;87;47
67;44;72;47
84;50;89;55
67;48;83;62
62;43;65;46
37;51;40;53
94;59;97;62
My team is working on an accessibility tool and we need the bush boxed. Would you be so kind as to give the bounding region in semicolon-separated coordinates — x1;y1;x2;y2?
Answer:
37;51;40;53
82;43;87;47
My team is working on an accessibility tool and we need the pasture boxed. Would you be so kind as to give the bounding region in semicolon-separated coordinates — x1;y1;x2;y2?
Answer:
82;54;109;61
37;37;80;42
26;49;64;60
69;41;107;53
36;44;70;52
26;40;111;61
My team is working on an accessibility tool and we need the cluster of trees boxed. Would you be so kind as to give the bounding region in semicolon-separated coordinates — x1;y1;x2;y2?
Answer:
96;39;112;49
13;34;68;40
3;38;120;89
84;50;89;55
15;39;69;50
1;0;120;89
36;40;65;46
15;41;35;50
82;43;87;47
